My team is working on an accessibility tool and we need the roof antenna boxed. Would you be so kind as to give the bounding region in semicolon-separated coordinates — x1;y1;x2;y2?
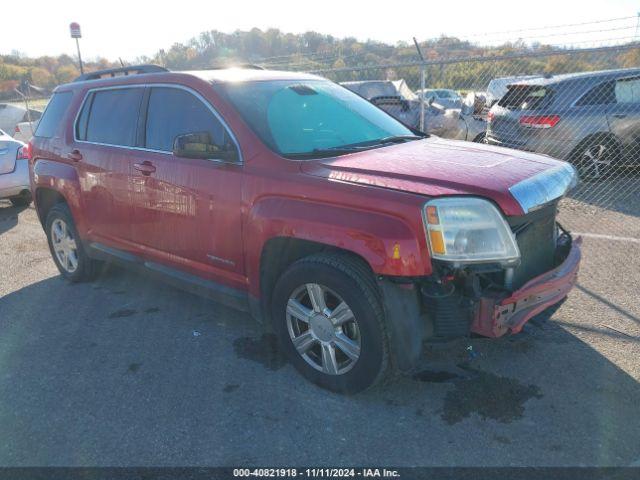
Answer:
119;57;125;67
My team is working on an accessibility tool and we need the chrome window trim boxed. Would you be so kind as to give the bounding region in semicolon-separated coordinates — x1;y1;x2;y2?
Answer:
72;83;243;164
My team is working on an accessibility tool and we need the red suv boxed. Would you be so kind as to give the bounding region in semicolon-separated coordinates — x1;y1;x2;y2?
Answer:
29;65;581;393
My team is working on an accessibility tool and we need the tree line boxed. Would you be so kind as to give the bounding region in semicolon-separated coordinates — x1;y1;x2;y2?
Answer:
2;28;639;95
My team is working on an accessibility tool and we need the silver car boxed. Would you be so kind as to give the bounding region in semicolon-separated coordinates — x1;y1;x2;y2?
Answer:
415;88;462;109
0;129;31;206
486;67;640;177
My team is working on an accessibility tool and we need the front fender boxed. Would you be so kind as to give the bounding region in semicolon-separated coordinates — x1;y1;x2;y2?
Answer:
32;160;86;233
245;196;431;297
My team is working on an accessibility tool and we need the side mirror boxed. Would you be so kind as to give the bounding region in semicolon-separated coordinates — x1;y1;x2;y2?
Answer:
172;132;239;162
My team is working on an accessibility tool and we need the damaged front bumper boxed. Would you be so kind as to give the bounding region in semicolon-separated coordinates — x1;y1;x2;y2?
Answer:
471;236;582;337
379;233;582;371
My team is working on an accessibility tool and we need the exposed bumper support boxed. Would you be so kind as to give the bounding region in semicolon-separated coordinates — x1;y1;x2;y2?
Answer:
471;236;582;337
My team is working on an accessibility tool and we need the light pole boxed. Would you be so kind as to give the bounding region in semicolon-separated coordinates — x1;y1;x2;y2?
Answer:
69;22;84;75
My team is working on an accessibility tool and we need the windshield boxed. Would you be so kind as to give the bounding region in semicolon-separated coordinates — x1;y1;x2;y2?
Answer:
218;79;414;157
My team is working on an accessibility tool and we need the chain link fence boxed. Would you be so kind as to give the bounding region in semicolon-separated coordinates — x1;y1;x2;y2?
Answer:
288;45;640;247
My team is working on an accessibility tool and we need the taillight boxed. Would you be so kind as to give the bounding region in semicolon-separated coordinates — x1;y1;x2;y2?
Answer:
487;111;495;122
17;143;32;161
519;115;560;129
14;125;20;134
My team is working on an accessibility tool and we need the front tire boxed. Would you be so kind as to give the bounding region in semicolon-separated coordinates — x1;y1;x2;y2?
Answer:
45;203;100;282
272;253;389;394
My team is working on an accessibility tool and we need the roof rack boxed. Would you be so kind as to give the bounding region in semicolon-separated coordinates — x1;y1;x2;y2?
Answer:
73;64;169;82
209;63;265;70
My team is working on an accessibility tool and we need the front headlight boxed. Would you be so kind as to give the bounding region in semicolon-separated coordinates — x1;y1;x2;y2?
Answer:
423;197;520;265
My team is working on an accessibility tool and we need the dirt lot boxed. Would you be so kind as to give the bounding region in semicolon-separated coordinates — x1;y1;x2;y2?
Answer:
0;198;639;467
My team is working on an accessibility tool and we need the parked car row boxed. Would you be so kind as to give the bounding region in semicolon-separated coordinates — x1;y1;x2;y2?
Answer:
340;80;486;142
342;67;640;179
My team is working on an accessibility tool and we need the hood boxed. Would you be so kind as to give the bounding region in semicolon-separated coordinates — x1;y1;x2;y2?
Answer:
300;136;574;216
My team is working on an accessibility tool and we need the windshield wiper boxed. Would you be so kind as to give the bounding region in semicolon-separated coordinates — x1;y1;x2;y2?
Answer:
284;135;425;160
378;135;426;143
376;134;424;144
335;135;424;150
285;146;367;159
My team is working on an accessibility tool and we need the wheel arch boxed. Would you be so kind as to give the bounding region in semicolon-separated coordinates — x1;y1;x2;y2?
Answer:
256;236;377;328
34;187;67;227
245;196;430;300
569;131;622;160
32;160;86;233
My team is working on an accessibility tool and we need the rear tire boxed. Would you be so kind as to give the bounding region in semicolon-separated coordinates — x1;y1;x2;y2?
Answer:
572;137;619;180
472;132;486;143
45;203;100;282
10;192;32;207
271;253;389;394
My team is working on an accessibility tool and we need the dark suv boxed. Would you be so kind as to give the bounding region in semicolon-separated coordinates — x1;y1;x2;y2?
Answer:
487;67;640;177
29;65;580;393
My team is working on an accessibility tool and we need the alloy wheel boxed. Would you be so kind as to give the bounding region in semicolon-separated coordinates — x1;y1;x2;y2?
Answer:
51;218;79;273
580;143;613;179
286;283;361;375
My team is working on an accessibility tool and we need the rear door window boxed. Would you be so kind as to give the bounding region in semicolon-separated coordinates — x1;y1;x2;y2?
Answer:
34;91;73;138
576;81;615;106
498;85;550;110
144;87;234;153
81;88;144;147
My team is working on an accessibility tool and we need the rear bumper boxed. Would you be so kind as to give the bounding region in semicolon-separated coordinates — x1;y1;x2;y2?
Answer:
471;236;582;337
0;159;30;199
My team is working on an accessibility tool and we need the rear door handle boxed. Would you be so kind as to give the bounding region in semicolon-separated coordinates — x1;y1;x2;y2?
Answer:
133;161;156;176
67;149;83;162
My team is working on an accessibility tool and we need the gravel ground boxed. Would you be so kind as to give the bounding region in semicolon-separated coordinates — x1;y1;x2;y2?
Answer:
0;199;639;467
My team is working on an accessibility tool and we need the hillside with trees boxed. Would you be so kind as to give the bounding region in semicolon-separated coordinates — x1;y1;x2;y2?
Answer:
2;28;639;95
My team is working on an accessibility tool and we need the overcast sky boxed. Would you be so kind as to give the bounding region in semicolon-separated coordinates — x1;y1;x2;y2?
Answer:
1;0;639;60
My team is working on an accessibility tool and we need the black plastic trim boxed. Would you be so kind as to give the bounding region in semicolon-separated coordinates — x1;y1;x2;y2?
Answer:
88;242;249;312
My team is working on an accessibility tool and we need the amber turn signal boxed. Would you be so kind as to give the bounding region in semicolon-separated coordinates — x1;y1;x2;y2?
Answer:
429;230;446;255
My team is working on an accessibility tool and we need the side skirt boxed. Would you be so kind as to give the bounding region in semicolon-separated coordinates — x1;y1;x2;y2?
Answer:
87;242;250;313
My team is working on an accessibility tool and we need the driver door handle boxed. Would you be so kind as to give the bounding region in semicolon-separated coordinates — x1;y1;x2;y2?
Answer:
612;113;627;119
133;161;156;176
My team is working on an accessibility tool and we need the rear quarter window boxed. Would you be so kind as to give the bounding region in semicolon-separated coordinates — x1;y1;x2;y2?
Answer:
34;91;73;138
614;77;640;104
